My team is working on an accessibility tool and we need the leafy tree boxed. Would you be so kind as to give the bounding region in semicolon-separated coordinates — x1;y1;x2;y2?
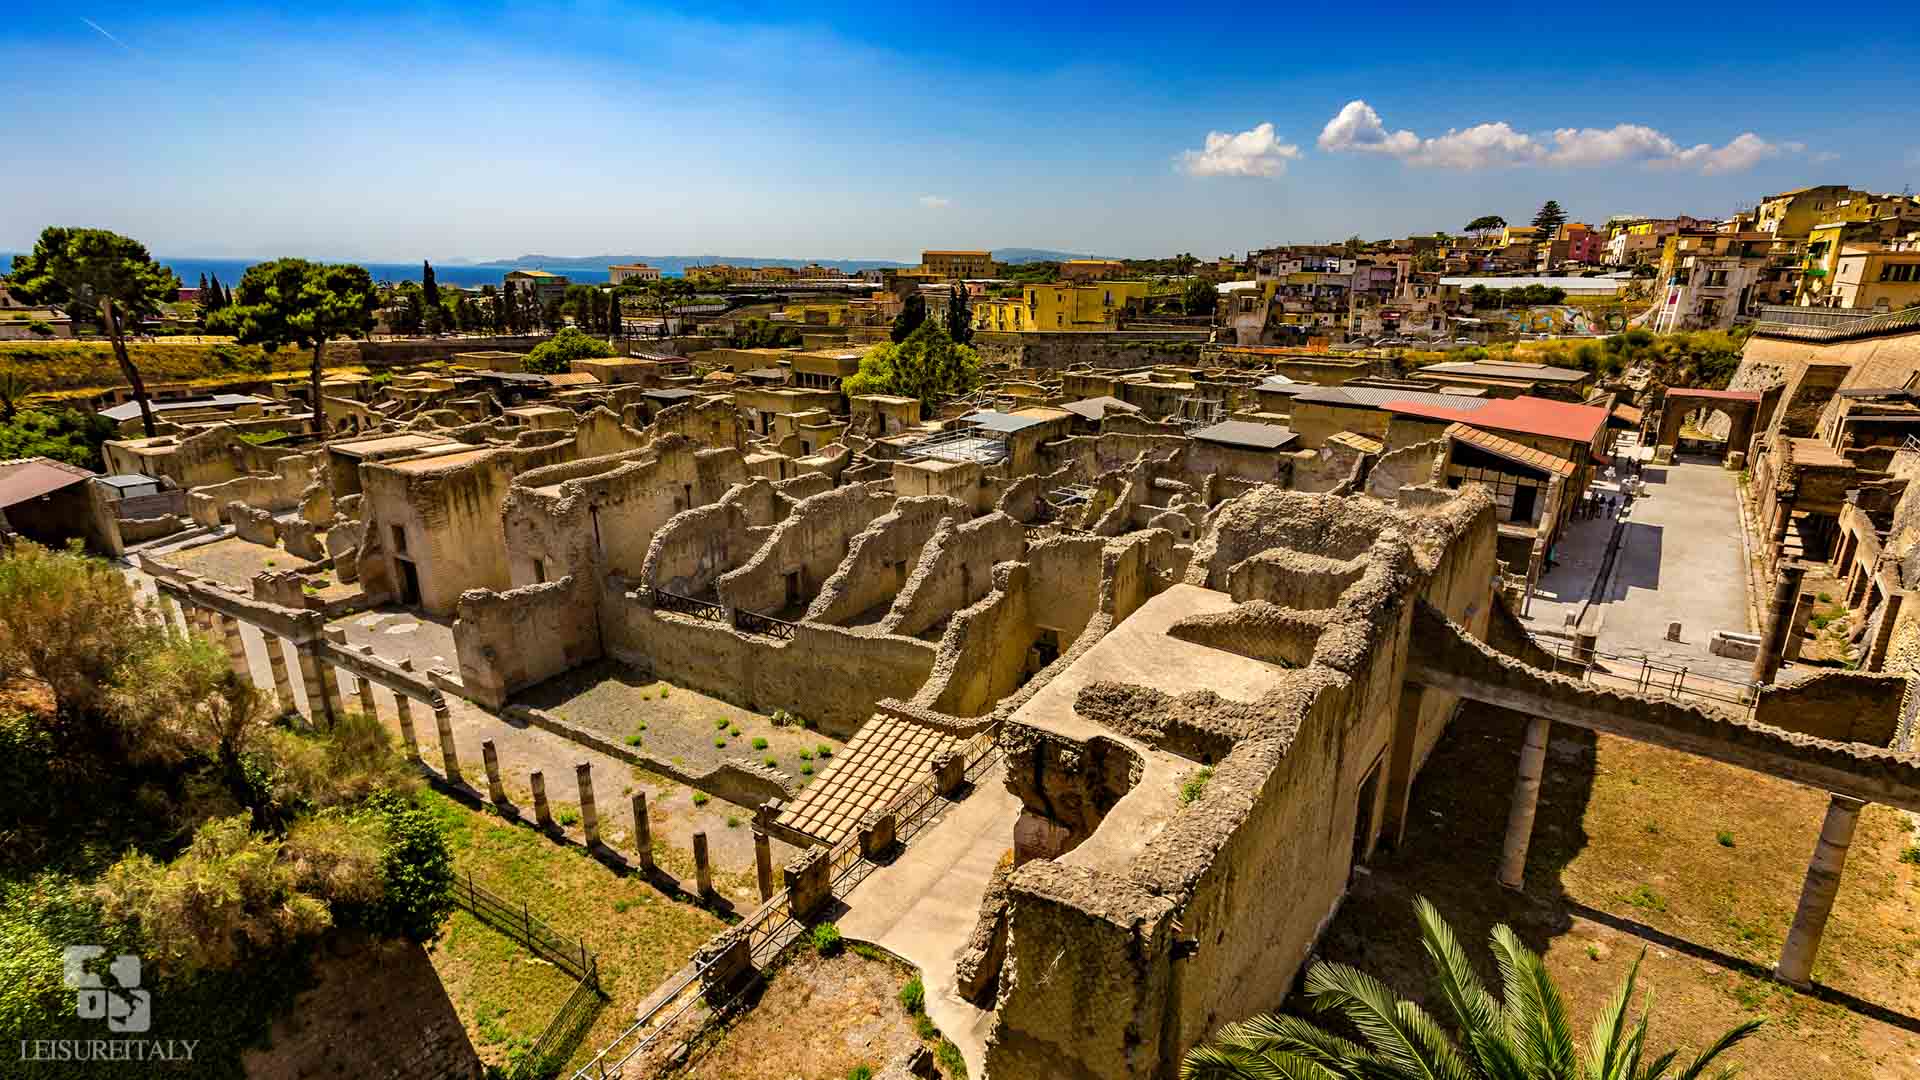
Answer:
1532;200;1568;239
7;227;181;437
725;318;800;349
891;291;928;343
0;407;117;468
211;259;379;435
1182;897;1761;1080
420;260;441;335
844;320;981;413
1466;214;1507;236
1342;235;1365;256
945;284;973;344
541;296;564;332
522;326;614;374
1183;278;1220;317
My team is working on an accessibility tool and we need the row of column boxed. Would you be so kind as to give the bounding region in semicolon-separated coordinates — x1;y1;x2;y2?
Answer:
167;593;775;905
1491;708;1863;989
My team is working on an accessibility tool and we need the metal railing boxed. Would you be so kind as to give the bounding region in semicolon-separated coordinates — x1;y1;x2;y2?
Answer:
733;608;798;640
456;871;601;983
653;587;725;622
569;726;1003;1080
515;964;604;1080
1543;641;1758;714
1752;304;1920;342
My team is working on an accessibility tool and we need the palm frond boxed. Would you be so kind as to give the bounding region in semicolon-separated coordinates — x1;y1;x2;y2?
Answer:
1305;962;1454;1080
1182;1042;1351;1080
1671;1019;1763;1080
1583;949;1645;1080
1415;895;1501;1044
1489;925;1578;1078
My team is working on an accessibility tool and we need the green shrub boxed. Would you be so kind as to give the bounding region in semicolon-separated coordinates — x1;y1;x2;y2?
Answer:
898;974;925;1014
812;922;844;956
936;1037;968;1078
915;1012;938;1039
714;737;728;748
1179;766;1214;805
847;1067;874;1080
625;734;642;746
764;755;778;767
798;748;813;761
751;737;769;750
522;327;614;374
1716;830;1735;848
691;792;710;807
557;809;579;827
714;717;731;730
816;743;833;758
800;764;813;776
725;815;741;828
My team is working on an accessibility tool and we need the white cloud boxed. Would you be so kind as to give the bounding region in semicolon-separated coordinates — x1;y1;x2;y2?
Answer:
1317;100;1788;174
918;194;951;209
1177;122;1301;177
1317;101;1419;156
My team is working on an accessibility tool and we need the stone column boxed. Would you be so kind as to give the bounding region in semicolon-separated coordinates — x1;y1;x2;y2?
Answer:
1382;683;1425;850
392;694;420;761
531;771;553;830
784;846;832;919
1497;716;1552;891
355;675;379;720
295;644;336;725
754;828;774;901
1866;593;1904;673
265;636;295;713
631;793;654;872
481;740;505;803
1776;794;1865;988
218;614;251;681
430;694;461;784
693;832;713;898
575;763;600;848
164;595;187;634
1751;563;1805;686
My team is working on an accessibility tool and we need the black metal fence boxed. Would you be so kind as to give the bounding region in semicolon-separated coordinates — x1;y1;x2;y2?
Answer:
733;608;797;639
456;871;600;984
653;587;725;622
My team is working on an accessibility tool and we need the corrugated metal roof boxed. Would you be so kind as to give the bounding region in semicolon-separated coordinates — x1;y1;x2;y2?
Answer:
1058;396;1140;421
1190;420;1299;450
1421;359;1590;383
1446;423;1576;478
0;457;96;508
100;393;267;422
1296;385;1494;412
963;410;1053;434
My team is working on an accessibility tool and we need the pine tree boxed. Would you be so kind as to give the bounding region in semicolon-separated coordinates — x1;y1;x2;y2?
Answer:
607;291;622;338
420;261;441;335
891;292;928;343
205;272;227;312
945;284;972;344
1531;200;1567;239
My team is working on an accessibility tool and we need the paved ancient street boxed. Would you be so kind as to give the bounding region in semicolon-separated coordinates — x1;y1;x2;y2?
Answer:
1588;456;1755;682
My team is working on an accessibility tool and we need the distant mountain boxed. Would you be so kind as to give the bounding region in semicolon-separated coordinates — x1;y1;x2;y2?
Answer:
989;247;1108;264
469;254;913;275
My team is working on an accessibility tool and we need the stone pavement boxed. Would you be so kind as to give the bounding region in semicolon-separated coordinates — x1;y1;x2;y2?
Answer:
1585;456;1755;683
838;767;1017;1080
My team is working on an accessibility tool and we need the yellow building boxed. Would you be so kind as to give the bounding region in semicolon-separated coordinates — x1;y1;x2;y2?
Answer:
1827;246;1920;312
973;281;1151;332
1753;186;1920;241
1498;225;1541;247
609;263;661;283
782;302;849;326
921;250;993;280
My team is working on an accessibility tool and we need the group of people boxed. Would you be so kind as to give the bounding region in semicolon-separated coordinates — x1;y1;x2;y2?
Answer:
1576;490;1623;520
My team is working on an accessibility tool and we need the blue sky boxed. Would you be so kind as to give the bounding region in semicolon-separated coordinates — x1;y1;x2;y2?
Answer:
3;1;1916;263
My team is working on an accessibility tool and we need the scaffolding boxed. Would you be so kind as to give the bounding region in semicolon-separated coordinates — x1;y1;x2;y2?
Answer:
903;426;1011;464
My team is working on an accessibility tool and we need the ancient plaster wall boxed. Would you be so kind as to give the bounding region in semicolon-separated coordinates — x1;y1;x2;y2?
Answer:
806;496;972;626
922;563;1038;717
639;479;788;598
882;512;1027;638
188;451;319;527
361;451;516;616
602;593;936;736
454;576;600;708
1755;672;1906;747
716;482;896;615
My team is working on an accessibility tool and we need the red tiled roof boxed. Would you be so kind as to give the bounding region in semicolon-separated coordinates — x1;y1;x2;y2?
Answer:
1445;423;1577;478
1666;388;1762;401
1387;395;1606;445
1611;403;1644;425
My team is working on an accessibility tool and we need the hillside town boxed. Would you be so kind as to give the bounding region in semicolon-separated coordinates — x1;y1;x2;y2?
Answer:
12;114;1920;1080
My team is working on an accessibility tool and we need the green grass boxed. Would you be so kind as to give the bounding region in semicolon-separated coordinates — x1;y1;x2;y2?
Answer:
1179;765;1214;805
1625;884;1667;912
935;1038;968;1079
898;974;925;1014
1716;830;1735;848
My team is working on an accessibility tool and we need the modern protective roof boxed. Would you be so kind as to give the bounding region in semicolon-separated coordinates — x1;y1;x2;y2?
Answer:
1420;359;1590;383
1295;386;1494;412
0;457;95;509
643;388;701;401
1189;420;1299;450
98;473;158;490
1445;423;1576;478
1389;396;1608;445
1057;396;1141;422
962;410;1053;434
100;393;267;422
1666;388;1762;401
1438;275;1628;293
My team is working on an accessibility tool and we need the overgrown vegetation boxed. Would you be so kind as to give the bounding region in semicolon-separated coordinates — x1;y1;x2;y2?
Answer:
0;407;117;468
1179;765;1214;805
724;318;801;349
522;326;614;375
842;321;981;415
0;542;455;1073
1406;327;1748;387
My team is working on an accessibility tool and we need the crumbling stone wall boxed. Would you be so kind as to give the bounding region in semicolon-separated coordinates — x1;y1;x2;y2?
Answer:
455;576;601;708
1755;671;1907;747
921;562;1039;717
883;512;1026;639
806;496;972;626
640;478;788;598
187;449;320;527
716;482;896;615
